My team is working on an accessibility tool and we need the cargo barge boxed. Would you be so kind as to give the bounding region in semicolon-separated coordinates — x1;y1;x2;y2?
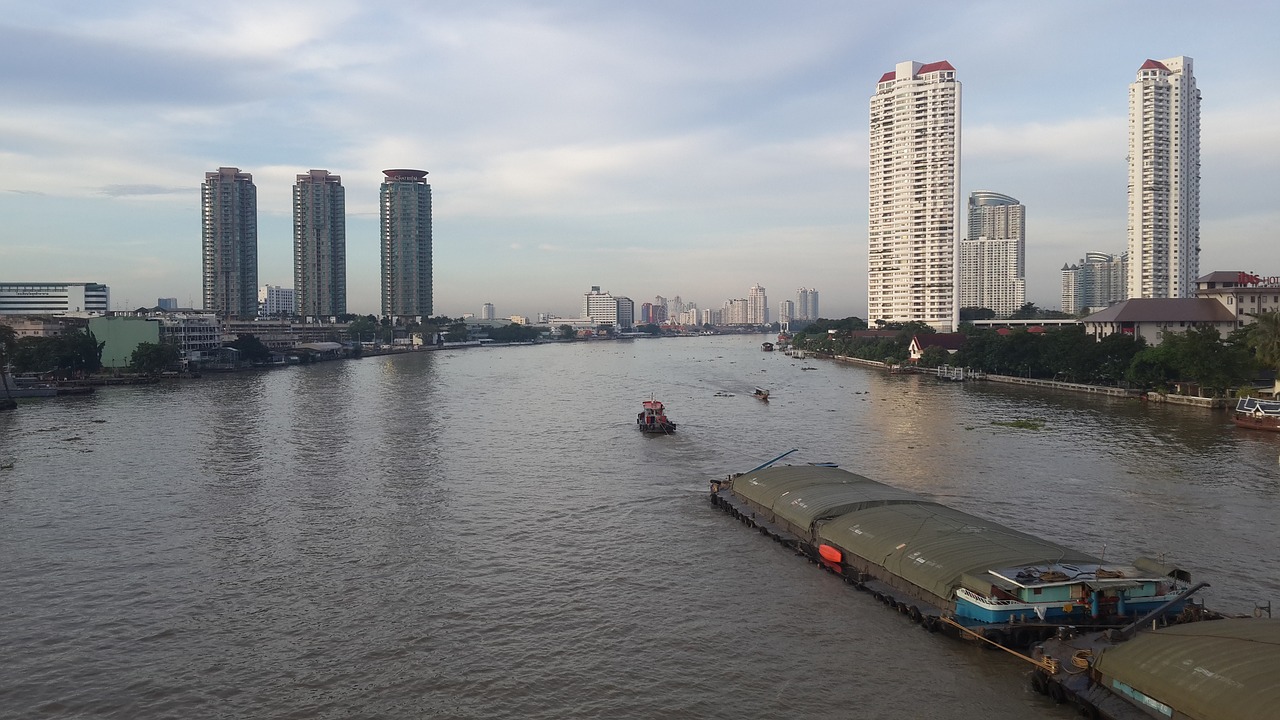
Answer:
708;455;1264;718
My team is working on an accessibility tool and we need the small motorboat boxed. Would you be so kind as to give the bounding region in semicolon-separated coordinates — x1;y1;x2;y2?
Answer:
637;399;677;434
753;387;770;401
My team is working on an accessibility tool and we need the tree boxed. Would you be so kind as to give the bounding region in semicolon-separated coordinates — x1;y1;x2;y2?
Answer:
1010;302;1040;320
227;334;272;363
0;324;15;403
918;345;950;368
558;324;576;340
347;317;378;343
1246;310;1280;374
959;307;996;322
444;322;469;343
130;342;180;375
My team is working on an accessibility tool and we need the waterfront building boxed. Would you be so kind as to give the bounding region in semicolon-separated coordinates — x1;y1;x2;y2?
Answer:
0;316;67;337
959;191;1026;317
1061;252;1128;315
480;303;495;320
156;313;221;360
0;282;110;315
1127;57;1200;299
1195;271;1280;329
796;288;819;321
157;298;178;310
293;169;346;319
87;316;162;368
868;60;962;331
258;285;296;317
380;169;432;322
722;299;749;325
202;167;258;318
747;284;768;325
581;286;633;329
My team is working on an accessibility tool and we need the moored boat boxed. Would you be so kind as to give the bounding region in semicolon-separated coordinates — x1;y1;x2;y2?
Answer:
761;342;774;352
1233;397;1280;432
637;399;676;434
710;460;1206;641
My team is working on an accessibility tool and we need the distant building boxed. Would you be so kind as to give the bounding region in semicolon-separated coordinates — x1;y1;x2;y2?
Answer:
0;316;67;337
480;303;495;320
778;300;795;323
796;288;819;321
748;284;768;325
1062;252;1128;315
1128;57;1200;299
959;191;1026;317
652;295;668;324
868;60;961;331
294;169;346;319
380;169;432;321
0;282;110;315
157;297;178;310
582;286;633;329
258;285;296;317
722;298;749;325
202;167;258;318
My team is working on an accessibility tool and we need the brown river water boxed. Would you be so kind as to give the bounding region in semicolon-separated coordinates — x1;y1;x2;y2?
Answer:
1;334;1276;719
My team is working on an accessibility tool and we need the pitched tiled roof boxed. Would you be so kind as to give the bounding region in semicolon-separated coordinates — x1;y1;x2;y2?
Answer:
914;332;967;350
878;71;895;83
1083;299;1235;323
1197;271;1247;283
1139;59;1170;72
918;60;955;74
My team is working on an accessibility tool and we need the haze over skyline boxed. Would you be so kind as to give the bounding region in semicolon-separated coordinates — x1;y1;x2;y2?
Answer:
2;1;1277;320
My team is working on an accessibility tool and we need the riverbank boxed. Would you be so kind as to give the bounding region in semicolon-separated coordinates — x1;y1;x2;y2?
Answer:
823;352;1233;408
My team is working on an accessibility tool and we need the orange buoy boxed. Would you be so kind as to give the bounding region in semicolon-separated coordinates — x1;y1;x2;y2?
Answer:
818;544;842;564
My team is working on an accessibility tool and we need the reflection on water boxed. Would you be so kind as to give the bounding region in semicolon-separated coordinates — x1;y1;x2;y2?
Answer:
0;336;1276;719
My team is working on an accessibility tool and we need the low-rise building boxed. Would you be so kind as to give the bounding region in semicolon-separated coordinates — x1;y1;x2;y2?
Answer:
0;316;68;338
0;282;110;315
1082;299;1236;345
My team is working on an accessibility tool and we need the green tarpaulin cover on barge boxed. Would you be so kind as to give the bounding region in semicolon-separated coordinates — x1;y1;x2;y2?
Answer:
730;465;1100;604
1092;619;1280;720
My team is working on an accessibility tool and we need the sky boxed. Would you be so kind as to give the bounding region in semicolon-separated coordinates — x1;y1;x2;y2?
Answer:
1;1;1277;320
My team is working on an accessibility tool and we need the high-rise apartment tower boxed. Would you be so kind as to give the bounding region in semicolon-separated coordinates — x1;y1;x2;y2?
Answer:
796;288;820;321
868;61;962;331
380;169;433;320
959;191;1026;317
202;167;258;317
294;169;346;319
1127;57;1200;299
748;284;768;325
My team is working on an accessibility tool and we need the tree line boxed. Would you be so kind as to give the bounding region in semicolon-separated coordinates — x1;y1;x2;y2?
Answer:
792;311;1280;396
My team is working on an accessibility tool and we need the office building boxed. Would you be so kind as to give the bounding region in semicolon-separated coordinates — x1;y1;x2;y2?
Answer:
380;169;432;320
868;60;961;331
959;192;1026;317
202;167;258;318
1062;252;1128;315
747;284;768;325
0;282;110;315
1127;57;1200;299
157;298;178;310
480;303;495;320
294;169;346;319
258;285;296;317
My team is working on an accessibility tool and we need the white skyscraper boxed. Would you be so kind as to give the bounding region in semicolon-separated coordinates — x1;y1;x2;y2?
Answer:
796;287;820;321
747;284;768;325
868;60;961;331
959;191;1026;317
1127;56;1200;299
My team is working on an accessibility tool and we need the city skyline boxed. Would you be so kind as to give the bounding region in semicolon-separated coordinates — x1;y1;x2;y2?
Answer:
2;3;1277;319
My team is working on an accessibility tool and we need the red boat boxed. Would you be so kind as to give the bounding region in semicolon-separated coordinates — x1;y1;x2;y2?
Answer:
1233;397;1280;432
637;399;676;434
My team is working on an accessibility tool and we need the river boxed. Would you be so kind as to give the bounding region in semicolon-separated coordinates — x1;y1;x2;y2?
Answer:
1;334;1276;719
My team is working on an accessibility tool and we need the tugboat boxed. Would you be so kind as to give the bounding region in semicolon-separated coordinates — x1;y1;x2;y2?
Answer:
637;399;676;434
